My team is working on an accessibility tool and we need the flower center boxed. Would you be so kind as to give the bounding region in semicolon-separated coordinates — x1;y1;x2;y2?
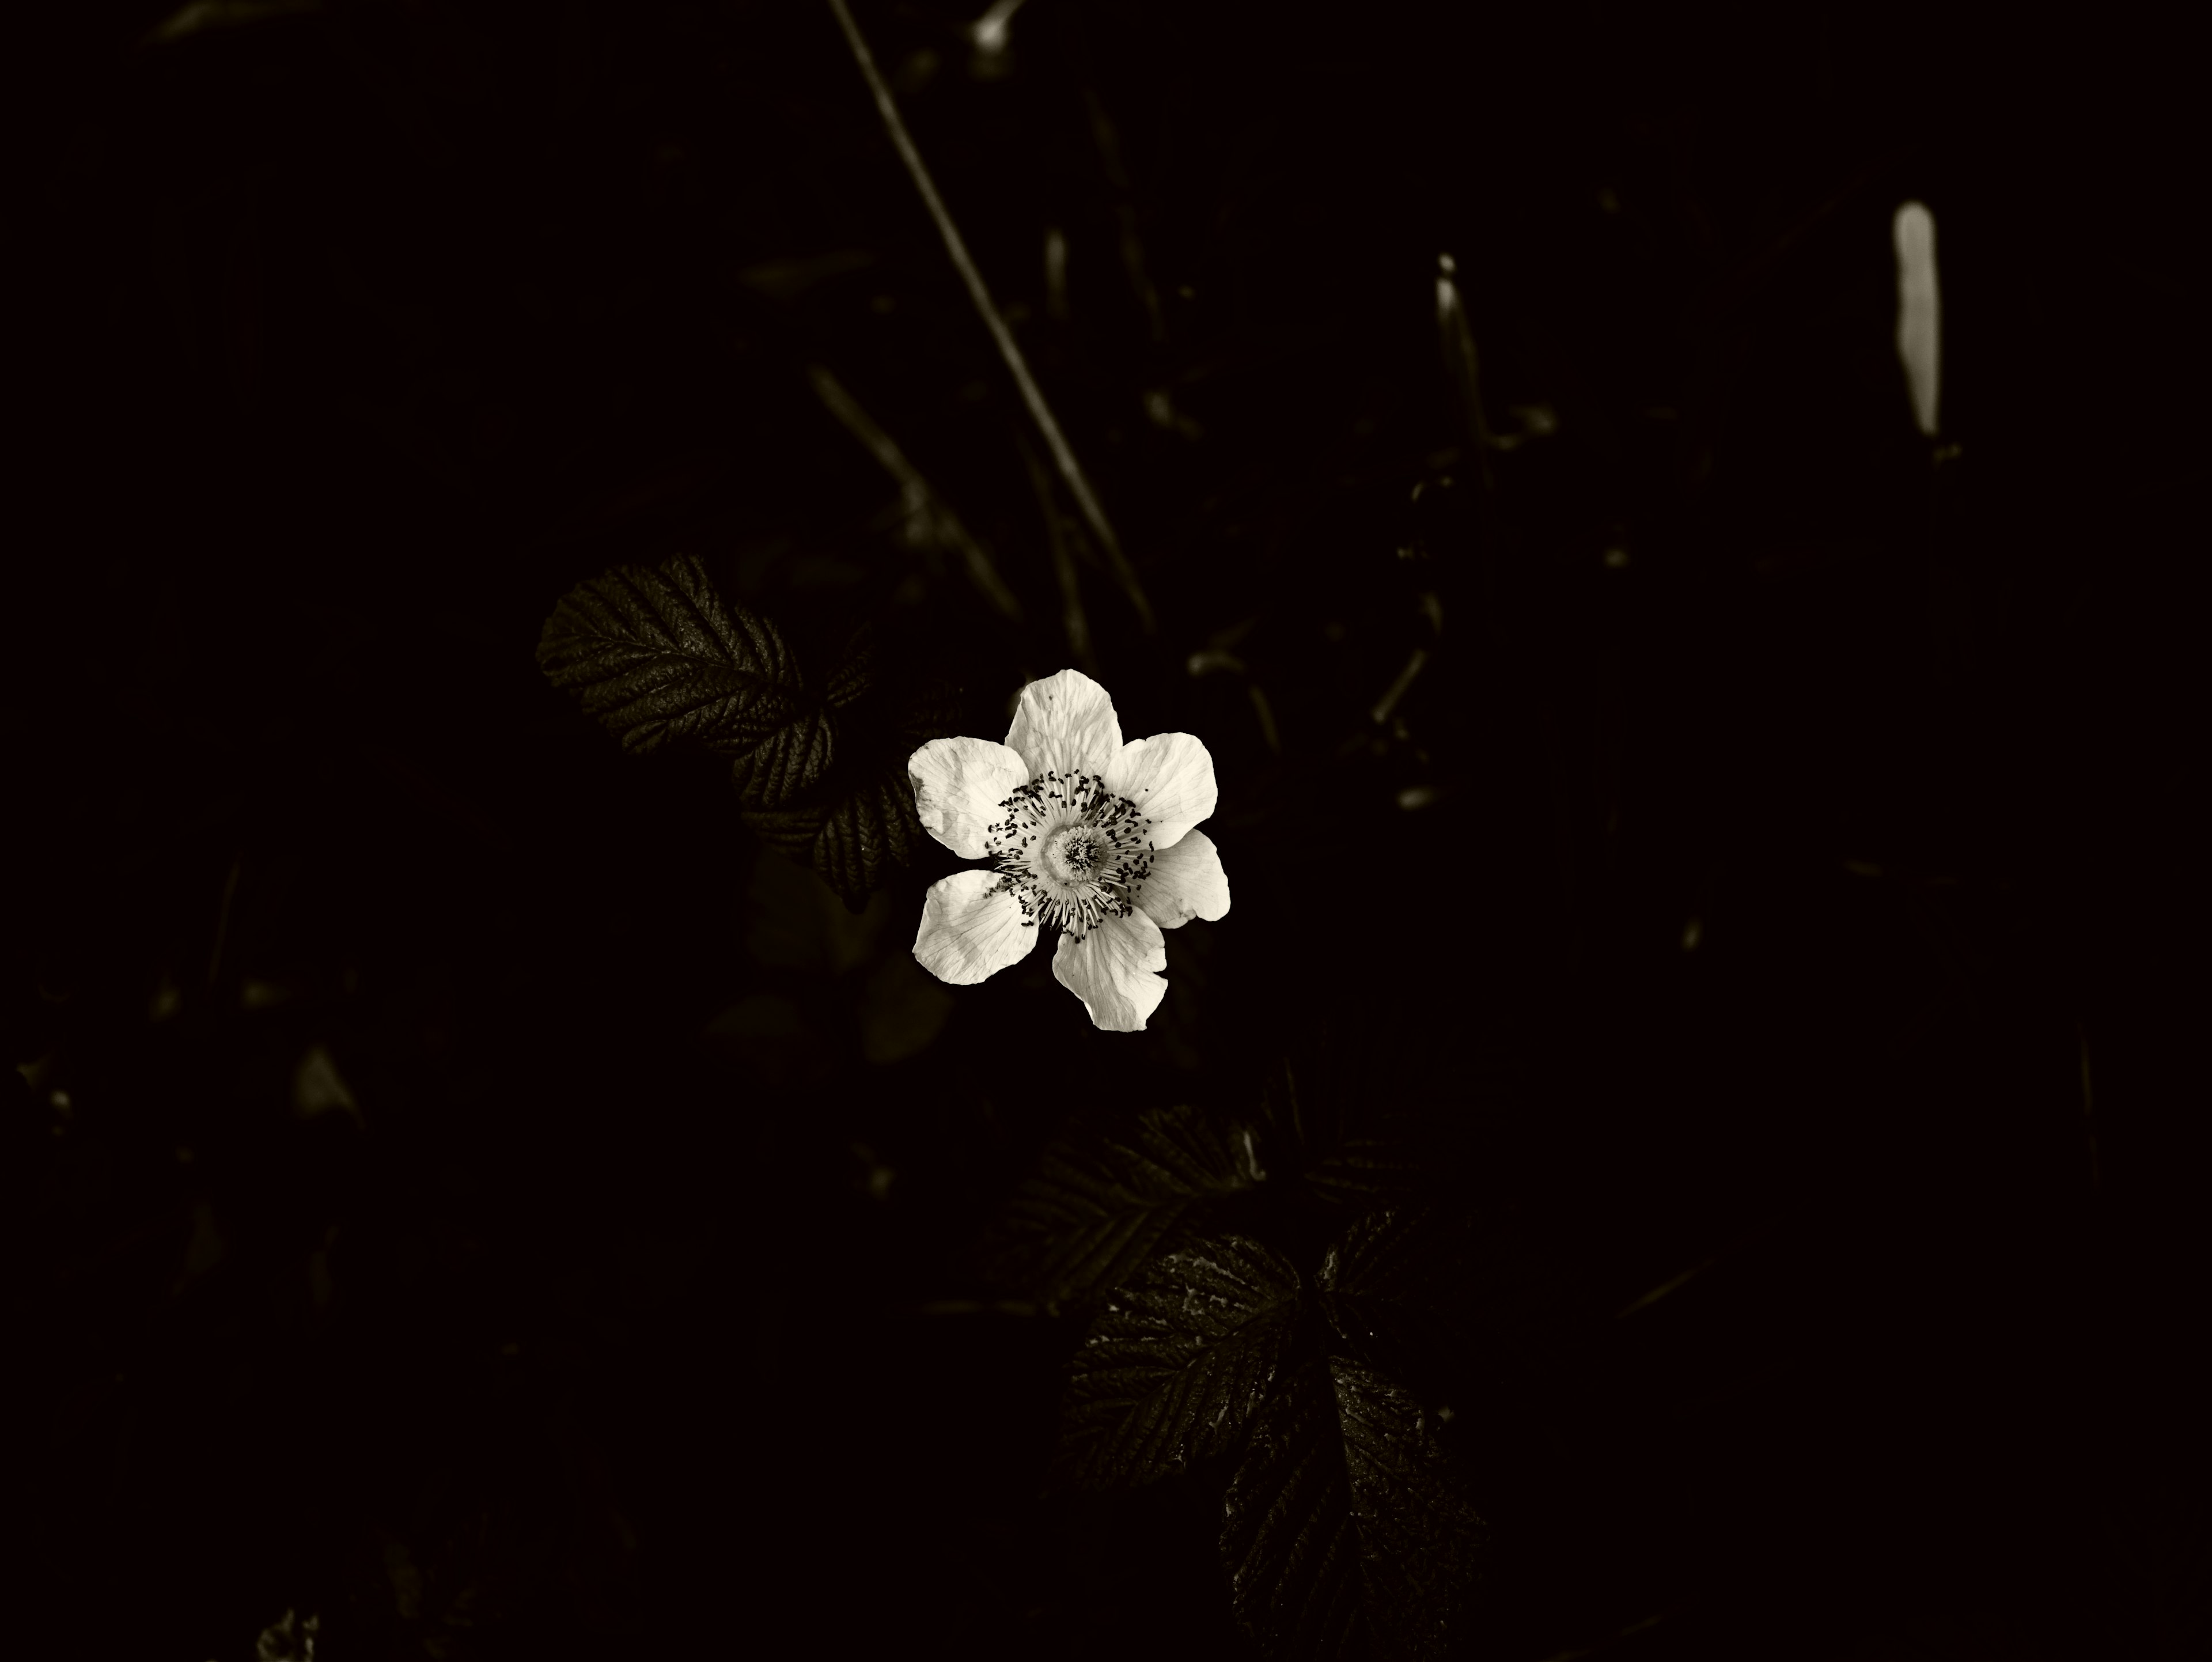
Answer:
1038;826;1101;884
981;768;1156;942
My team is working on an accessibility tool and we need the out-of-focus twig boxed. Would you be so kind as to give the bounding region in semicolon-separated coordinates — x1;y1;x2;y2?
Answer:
1043;225;1068;321
964;0;1029;63
1615;1221;1775;1319
1187;648;1283;756
1016;429;1095;673
1892;199;1944;442
1692;139;1919;335
1534;1610;1673;1662
1370;649;1429;726
808;364;1022;622
1082;86;1165;346
206;852;241;996
1085;86;1207;442
823;0;1154;634
1435;252;1495;493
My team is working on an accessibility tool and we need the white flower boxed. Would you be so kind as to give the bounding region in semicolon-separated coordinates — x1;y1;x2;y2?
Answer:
907;668;1229;1031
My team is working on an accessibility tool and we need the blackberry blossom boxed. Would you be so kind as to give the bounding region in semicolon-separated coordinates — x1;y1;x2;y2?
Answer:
908;668;1229;1032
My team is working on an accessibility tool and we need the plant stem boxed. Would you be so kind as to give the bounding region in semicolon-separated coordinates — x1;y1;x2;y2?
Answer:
823;0;1154;634
808;363;1022;623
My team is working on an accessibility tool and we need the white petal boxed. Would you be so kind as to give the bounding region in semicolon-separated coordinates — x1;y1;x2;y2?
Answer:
1103;732;1218;851
1051;910;1168;1032
1003;668;1122;784
913;869;1036;985
908;736;1031;858
1134;827;1229;929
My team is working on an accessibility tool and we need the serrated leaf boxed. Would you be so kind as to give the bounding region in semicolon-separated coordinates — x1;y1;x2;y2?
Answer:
1051;1236;1301;1492
987;1101;1266;1315
726;710;836;809
1220;1360;1365;1657
1320;1205;1476;1295
814;767;917;911
1317;1205;1475;1392
1304;1135;1440;1209
740;665;962;911
1333;1360;1491;1658
743;766;920;913
1223;1356;1488;1662
537;552;831;803
825;621;878;711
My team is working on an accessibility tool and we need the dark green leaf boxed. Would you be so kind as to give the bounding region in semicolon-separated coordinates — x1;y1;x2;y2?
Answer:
536;552;832;805
1050;1236;1301;1492
984;1101;1267;1316
824;620;878;711
739;663;961;911
1222;1356;1488;1662
1317;1204;1474;1386
814;767;917;912
740;761;916;913
726;713;836;810
1220;1358;1364;1658
1333;1358;1490;1658
1304;1134;1439;1209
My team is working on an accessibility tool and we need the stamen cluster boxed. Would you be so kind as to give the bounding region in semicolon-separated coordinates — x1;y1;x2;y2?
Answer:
980;770;1156;943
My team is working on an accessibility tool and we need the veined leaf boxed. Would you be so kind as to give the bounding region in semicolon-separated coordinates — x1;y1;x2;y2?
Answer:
741;770;919;913
1304;1134;1439;1210
825;623;877;711
1050;1236;1301;1491
1222;1356;1488;1662
1219;1359;1364;1656
985;1101;1266;1316
726;715;836;809
815;766;918;910
537;552;832;805
1317;1204;1474;1387
739;662;960;911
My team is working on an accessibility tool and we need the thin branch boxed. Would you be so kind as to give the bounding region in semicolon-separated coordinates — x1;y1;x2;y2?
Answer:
808;363;1022;623
1435;252;1496;493
1082;86;1165;345
1369;648;1430;726
1016;429;1096;674
1187;649;1282;756
1043;225;1069;321
206;852;241;997
824;0;1154;634
1247;682;1282;756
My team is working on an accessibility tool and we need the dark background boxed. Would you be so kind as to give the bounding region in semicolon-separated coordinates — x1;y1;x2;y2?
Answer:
10;2;2203;1658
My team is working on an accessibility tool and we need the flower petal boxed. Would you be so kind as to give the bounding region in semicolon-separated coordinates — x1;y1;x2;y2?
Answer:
914;869;1037;985
1103;732;1218;851
1003;668;1122;784
909;736;1031;858
1133;827;1229;929
1051;910;1168;1032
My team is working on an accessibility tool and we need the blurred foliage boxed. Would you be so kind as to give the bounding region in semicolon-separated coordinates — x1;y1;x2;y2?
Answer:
10;0;2205;1659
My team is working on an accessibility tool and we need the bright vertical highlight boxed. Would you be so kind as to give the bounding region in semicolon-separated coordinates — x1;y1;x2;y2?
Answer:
1893;202;1941;438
